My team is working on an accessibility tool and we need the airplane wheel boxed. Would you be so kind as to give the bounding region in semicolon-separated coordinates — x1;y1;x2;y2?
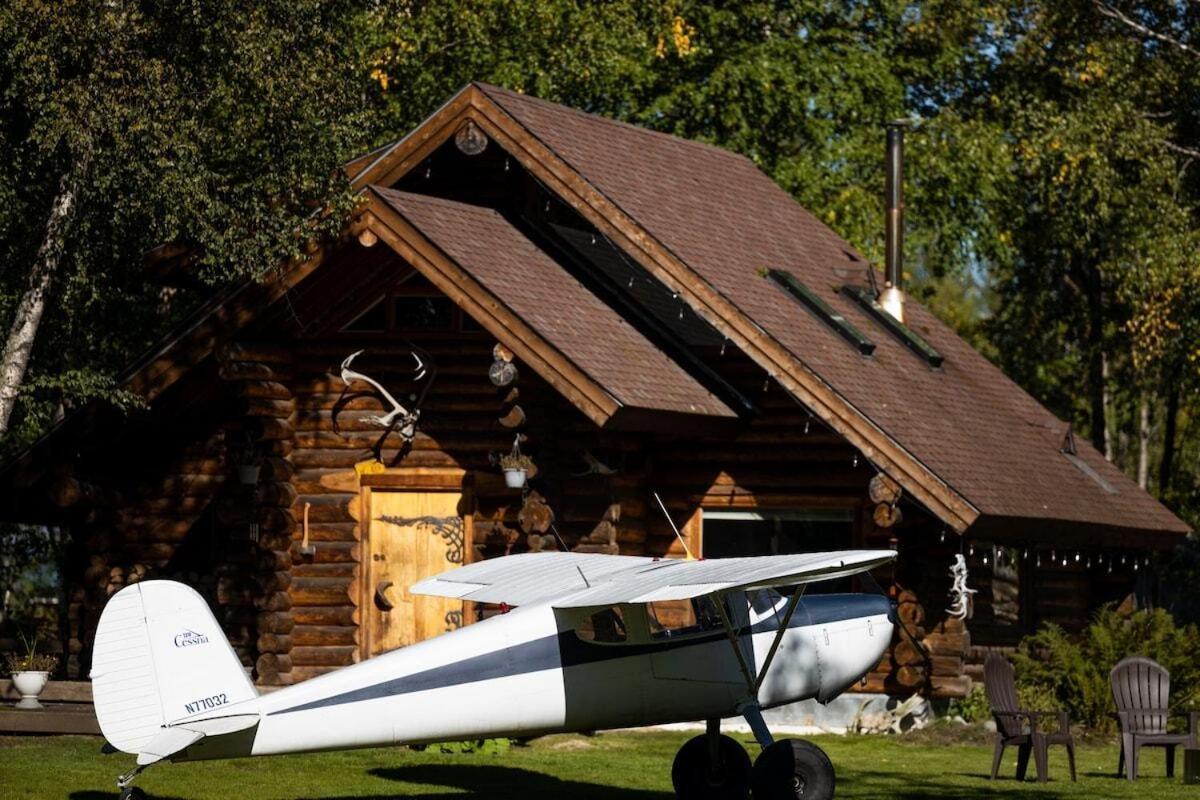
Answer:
751;739;834;800
672;733;751;799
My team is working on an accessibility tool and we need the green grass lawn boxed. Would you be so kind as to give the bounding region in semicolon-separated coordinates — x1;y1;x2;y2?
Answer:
1;729;1198;800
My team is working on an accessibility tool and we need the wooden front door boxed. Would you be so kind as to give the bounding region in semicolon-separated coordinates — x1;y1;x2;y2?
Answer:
361;475;472;657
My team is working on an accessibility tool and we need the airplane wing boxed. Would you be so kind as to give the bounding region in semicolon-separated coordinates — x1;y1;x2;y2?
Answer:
409;552;657;605
410;550;894;608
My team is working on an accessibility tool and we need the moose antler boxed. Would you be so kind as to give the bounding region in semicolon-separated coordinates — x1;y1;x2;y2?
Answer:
339;350;424;438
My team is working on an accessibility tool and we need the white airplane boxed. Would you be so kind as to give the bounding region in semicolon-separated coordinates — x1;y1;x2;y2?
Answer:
92;549;896;800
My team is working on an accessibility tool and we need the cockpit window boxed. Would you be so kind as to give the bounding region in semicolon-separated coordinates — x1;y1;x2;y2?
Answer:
576;607;628;643
647;596;726;639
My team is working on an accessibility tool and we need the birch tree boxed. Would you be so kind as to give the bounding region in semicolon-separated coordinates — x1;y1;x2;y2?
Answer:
0;0;368;445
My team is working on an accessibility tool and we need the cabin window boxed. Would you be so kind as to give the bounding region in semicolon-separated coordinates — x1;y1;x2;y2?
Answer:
339;272;482;334
646;596;725;639
392;295;454;331
576;607;628;643
702;510;853;557
703;509;855;592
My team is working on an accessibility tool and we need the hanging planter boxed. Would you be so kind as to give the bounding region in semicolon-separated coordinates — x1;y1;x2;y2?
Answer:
499;453;533;489
228;435;262;486
236;464;261;486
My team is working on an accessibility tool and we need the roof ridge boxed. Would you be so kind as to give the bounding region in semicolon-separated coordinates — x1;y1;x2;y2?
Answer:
472;82;752;165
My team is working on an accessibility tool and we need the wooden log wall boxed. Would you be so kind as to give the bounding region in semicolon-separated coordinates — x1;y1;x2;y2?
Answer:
46;315;978;699
216;343;299;686
59;373;233;679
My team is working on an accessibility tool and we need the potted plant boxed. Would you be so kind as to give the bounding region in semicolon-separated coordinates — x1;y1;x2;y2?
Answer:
499;453;533;488
5;633;58;710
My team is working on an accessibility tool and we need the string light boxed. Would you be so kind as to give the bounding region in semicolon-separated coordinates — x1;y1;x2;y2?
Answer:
591;233;597;245
1074;552;1081;563
628;275;635;288
1037;552;1042;567
940;530;947;544
1022;548;1029;559
720;338;728;356
424;163;432;179
969;543;975;557
504;157;510;172
804;417;811;435
852;453;859;468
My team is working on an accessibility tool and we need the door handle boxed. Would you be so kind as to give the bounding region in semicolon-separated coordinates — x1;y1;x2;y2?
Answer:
375;580;395;611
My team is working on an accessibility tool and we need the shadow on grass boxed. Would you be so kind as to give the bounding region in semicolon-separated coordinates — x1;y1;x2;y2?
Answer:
301;763;673;800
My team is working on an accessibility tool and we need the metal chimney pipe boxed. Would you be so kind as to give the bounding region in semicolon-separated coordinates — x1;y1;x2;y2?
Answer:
880;120;906;323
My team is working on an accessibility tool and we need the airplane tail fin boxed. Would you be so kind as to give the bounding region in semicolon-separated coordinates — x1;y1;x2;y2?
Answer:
91;580;258;755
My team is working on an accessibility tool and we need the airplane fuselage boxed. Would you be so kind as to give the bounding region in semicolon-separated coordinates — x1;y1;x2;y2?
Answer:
178;592;893;761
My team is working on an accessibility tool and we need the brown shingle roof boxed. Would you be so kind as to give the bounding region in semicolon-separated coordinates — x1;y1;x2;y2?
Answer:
476;83;1189;539
372;187;737;422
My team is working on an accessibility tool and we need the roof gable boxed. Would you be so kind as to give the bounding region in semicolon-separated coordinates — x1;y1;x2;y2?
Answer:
462;83;1187;539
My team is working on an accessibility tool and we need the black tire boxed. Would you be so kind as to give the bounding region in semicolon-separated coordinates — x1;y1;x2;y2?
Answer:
751;739;835;800
672;733;752;800
119;788;146;800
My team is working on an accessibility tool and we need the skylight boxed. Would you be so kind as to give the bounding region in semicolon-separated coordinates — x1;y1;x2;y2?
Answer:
766;270;875;356
840;285;944;368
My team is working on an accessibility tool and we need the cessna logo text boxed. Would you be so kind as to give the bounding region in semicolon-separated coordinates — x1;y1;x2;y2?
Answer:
173;629;209;648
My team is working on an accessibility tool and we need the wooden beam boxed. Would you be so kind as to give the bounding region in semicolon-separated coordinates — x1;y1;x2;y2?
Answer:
356;200;622;428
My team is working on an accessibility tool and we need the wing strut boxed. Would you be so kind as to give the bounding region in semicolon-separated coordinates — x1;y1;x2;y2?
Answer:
711;585;805;697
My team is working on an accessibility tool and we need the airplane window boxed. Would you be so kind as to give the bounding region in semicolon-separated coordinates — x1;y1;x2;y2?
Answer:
647;596;726;639
576;607;628;643
748;588;784;617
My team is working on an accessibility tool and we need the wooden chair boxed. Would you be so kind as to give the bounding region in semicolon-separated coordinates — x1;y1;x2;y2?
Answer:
1110;656;1198;781
984;653;1076;782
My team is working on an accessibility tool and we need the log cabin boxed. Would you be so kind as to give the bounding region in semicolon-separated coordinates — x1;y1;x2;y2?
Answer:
0;83;1189;701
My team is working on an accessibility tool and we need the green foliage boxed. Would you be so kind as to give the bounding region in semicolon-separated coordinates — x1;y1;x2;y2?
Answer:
0;524;66;641
1012;606;1200;732
947;684;990;723
0;0;1196;543
0;0;372;455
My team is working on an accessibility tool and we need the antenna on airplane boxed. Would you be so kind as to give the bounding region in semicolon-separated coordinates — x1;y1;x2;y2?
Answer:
652;491;696;560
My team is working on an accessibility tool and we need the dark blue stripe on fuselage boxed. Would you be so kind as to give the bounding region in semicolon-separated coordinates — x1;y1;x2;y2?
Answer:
268;593;890;715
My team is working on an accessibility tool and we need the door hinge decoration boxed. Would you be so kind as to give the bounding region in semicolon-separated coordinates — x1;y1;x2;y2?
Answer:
377;515;465;563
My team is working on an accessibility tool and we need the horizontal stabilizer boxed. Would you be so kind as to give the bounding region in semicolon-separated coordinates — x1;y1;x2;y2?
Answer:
137;728;204;766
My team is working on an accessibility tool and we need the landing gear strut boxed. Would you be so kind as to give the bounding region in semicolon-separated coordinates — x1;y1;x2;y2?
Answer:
117;764;147;800
671;718;752;799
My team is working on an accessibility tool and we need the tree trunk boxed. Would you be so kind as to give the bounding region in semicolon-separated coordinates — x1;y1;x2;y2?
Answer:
0;175;77;437
1159;361;1181;495
1137;391;1150;489
1102;353;1114;462
1084;273;1108;457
